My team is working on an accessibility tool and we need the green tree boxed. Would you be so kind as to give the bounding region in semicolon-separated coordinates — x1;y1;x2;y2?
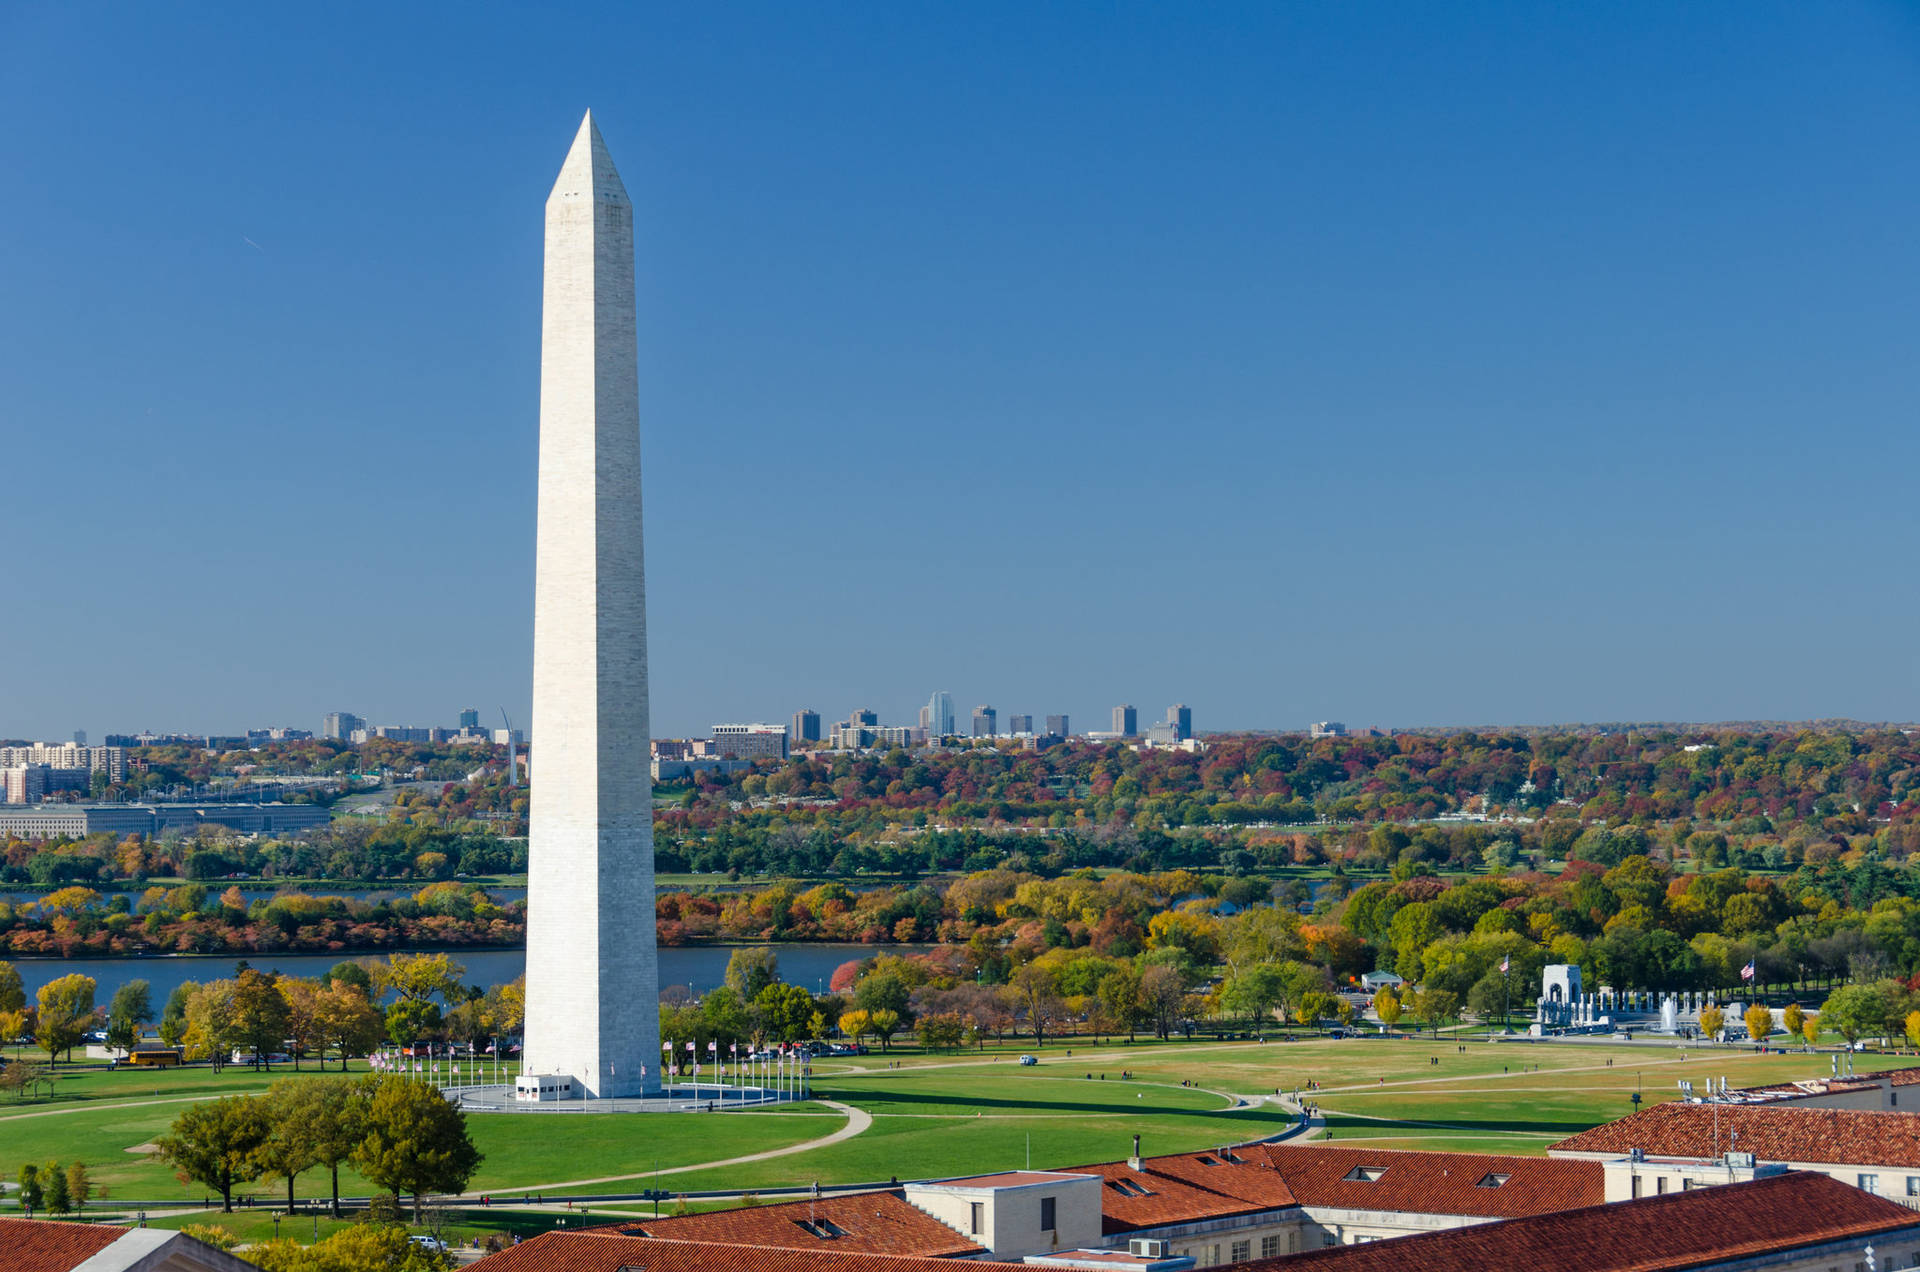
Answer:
725;948;781;1000
184;982;239;1072
233;969;291;1069
155;1095;271;1212
1097;967;1147;1041
42;1160;70;1214
17;1163;43;1212
1373;986;1403;1031
295;1076;372;1218
1220;965;1286;1026
753;983;815;1043
159;982;194;1048
244;1223;444;1272
106;980;153;1055
64;1161;90;1210
1820;982;1898;1045
0;962;25;1016
254;1080;320;1211
384;999;442;1049
868;1008;903;1050
353;1074;483;1222
35;974;98;1064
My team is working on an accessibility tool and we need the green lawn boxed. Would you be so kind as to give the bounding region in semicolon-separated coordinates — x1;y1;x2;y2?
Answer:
9;1034;1911;1214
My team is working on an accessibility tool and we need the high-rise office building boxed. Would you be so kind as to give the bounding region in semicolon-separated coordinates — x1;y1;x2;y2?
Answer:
1046;714;1069;738
459;707;481;730
848;707;879;728
1008;714;1033;735
72;730;86;747
917;705;932;733
1112;704;1138;736
1168;704;1192;741
322;712;365;742
792;709;821;743
972;705;997;737
926;691;955;739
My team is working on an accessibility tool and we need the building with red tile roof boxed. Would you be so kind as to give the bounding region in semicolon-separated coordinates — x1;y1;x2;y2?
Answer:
473;1234;1030;1272
1551;1100;1920;1201
0;1217;254;1272
601;1190;986;1256
1252;1171;1920;1272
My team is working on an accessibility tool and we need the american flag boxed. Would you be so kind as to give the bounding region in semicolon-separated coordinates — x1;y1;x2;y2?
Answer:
1740;962;1756;982
1499;956;1510;974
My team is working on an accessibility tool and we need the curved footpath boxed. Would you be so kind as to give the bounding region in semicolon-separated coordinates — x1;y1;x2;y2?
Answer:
462;1100;874;1197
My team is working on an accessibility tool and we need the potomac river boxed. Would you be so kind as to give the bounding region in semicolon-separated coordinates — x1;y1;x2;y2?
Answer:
10;943;934;1006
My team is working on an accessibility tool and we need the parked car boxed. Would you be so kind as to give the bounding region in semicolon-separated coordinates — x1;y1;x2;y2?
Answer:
1018;1054;1038;1066
409;1235;447;1253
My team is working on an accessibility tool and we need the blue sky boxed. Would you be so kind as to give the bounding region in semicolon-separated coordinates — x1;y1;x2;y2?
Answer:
5;3;1918;741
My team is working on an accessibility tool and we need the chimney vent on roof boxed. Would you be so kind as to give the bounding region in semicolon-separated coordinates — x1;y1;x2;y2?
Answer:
1129;1134;1142;1171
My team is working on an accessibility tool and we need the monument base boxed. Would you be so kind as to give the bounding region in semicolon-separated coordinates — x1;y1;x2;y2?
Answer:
455;1082;801;1114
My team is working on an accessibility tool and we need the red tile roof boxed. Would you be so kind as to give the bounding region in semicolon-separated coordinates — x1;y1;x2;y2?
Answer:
1254;1145;1604;1219
1068;1158;1287;1234
1057;1145;1600;1232
0;1218;126;1272
1252;1171;1918;1272
474;1234;1029;1272
601;1191;983;1256
1551;1102;1920;1167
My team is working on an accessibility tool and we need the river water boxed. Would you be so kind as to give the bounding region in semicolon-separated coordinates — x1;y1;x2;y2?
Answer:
8;943;934;1005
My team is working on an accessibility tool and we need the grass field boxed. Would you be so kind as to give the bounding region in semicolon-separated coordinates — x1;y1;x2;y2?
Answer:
9;1034;1913;1218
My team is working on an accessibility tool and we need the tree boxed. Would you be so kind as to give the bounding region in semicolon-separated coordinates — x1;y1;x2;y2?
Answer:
1744;1004;1773;1043
244;1223;444;1272
1140;965;1186;1039
106;980;153;1055
0;962;24;1017
36;975;98;1065
183;982;239;1072
1097;968;1147;1041
65;1162;90;1210
375;953;465;1009
316;983;385;1070
233;969;291;1069
1220;966;1286;1027
159;982;193;1048
1782;1002;1806;1042
42;1161;70;1214
1698;1005;1726;1040
1905;1011;1920;1049
2;1059;51;1101
868;1008;903;1050
17;1163;43;1212
1007;963;1066;1047
1296;992;1338;1029
254;1080;320;1212
1802;1015;1820;1046
1821;982;1898;1046
725;948;781;1000
155;1096;270;1212
753;983;815;1043
296;1077;372;1218
919;1013;966;1051
384;999;442;1050
1373;986;1403;1031
837;1009;872;1044
1415;988;1460;1037
353;1074;483;1222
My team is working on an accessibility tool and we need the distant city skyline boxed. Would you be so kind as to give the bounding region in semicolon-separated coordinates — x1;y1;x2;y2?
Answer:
8;6;1919;739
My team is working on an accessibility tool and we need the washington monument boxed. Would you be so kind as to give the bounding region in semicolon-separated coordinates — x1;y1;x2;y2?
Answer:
521;111;662;1099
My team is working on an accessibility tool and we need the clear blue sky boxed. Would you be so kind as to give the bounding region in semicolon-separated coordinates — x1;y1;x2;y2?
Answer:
6;3;1918;741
